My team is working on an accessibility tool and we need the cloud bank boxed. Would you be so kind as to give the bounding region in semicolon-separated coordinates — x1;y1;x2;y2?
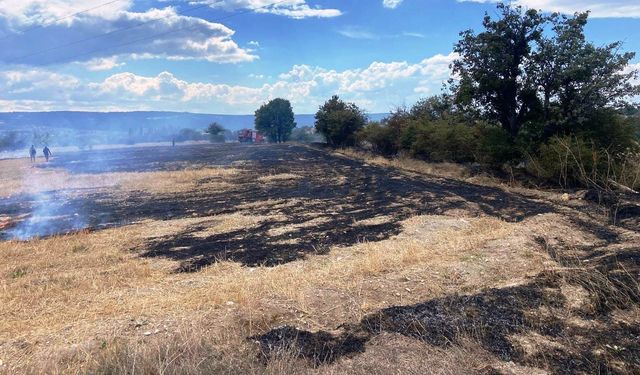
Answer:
189;0;342;19
0;6;257;66
0;53;457;113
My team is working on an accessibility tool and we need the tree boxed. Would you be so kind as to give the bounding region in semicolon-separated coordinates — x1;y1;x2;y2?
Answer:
206;122;226;143
409;94;453;121
534;12;638;137
452;3;639;139
452;3;547;138
315;95;367;147
0;132;27;152
254;98;296;143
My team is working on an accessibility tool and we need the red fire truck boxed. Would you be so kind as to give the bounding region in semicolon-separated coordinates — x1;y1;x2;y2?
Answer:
238;129;265;143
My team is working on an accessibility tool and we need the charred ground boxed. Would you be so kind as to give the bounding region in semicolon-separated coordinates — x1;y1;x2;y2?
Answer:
2;143;556;269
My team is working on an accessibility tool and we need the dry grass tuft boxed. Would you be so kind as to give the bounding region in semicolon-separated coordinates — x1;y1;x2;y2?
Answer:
334;149;471;180
257;173;302;183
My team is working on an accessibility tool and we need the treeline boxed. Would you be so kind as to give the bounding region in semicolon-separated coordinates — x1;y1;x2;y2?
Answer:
313;4;640;191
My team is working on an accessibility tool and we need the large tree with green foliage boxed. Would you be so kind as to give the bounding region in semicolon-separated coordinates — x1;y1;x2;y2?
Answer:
315;95;367;147
534;12;638;137
452;3;639;139
452;3;546;138
254;98;296;143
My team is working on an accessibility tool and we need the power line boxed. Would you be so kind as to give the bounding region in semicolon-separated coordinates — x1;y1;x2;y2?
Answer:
0;0;126;41
13;0;288;65
61;0;288;64
13;1;217;61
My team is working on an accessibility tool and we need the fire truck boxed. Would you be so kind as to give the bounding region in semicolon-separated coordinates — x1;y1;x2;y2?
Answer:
237;129;265;143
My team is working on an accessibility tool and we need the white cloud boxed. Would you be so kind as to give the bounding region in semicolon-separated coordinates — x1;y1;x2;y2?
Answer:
457;0;640;18
81;57;125;71
403;31;426;38
337;26;378;40
191;0;342;19
382;0;404;9
625;63;640;91
0;69;80;97
0;53;458;113
0;5;256;65
0;0;133;27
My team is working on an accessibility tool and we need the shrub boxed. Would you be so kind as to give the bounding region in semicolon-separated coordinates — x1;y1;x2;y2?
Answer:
175;128;206;142
476;126;522;166
576;109;638;154
409;120;477;163
315;95;367;148
358;122;399;156
290;126;323;143
206;122;226;143
528;135;640;189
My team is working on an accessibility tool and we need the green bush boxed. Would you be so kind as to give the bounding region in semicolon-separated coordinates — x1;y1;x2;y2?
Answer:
476;126;522;166
358;122;399;156
315;95;367;147
576;109;638;153
355;92;639;190
409;120;477;163
290;126;323;143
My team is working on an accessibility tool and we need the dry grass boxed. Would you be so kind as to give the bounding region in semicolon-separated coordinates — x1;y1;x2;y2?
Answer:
2;151;636;374
0;202;552;374
0;157;238;197
333;149;503;187
257;173;302;183
334;149;470;179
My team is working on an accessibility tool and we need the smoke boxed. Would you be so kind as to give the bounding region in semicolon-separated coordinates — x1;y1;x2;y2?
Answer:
6;190;87;240
3;147;121;241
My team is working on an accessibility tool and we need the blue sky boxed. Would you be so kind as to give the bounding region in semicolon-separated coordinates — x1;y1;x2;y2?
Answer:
0;0;638;114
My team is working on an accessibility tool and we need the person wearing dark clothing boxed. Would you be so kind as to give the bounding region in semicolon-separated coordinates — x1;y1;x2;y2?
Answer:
43;146;52;162
29;145;36;162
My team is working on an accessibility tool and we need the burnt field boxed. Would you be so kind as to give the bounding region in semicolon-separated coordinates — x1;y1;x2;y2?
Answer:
1;143;554;267
1;143;639;374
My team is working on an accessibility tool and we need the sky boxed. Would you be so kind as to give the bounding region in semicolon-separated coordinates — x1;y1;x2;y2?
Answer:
0;0;639;114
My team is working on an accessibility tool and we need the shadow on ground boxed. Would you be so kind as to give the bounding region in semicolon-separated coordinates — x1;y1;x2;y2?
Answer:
253;242;640;374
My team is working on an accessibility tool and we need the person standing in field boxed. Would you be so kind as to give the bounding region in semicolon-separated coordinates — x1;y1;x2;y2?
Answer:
42;146;52;162
29;145;36;162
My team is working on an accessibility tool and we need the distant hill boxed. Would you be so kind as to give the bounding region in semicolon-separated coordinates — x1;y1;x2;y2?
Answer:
0;111;389;132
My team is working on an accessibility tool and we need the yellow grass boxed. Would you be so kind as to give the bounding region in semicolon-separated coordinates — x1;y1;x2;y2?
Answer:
2;151;617;374
333;148;503;186
1;201;555;374
257;173;302;183
0;157;238;197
